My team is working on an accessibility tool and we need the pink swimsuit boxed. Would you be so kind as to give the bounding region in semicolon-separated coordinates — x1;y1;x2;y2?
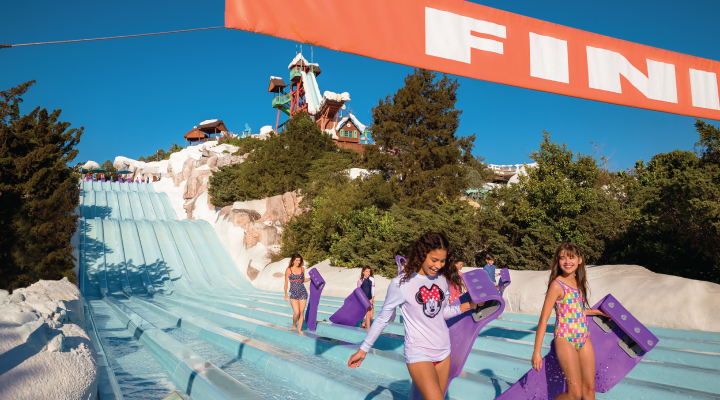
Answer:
553;279;589;350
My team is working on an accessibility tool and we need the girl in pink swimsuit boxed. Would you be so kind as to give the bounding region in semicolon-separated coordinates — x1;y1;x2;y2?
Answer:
530;242;608;400
347;232;479;400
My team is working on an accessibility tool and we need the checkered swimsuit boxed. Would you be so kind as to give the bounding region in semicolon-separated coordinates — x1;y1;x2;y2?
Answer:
553;279;588;350
288;267;308;300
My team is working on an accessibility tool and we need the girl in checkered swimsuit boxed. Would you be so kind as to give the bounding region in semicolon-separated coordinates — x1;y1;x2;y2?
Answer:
531;242;609;400
348;232;479;400
284;254;310;332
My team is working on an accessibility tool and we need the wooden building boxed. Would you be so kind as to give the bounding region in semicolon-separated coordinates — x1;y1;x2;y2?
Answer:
183;119;231;147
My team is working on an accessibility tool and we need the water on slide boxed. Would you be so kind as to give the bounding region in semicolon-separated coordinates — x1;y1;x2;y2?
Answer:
78;180;720;400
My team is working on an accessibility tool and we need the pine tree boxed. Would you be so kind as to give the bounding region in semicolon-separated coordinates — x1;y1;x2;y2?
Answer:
0;81;82;290
368;69;476;209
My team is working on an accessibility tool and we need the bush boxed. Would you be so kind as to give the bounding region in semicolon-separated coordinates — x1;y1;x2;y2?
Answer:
208;112;339;206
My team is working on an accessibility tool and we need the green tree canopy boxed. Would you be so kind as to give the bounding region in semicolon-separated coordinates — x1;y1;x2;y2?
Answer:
619;146;719;282
209;112;339;206
368;69;476;209
0;81;82;290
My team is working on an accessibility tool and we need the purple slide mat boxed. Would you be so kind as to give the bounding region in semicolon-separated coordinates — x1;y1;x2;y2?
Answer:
329;287;371;326
391;255;406;321
304;268;325;331
498;268;511;294
496;294;659;399
410;269;507;399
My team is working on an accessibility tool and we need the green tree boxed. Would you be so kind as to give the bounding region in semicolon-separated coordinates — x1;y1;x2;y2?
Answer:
478;132;625;270
619;146;719;282
369;69;476;209
463;155;495;189
100;160;119;180
695;119;720;165
209;112;337;206
0;81;82;290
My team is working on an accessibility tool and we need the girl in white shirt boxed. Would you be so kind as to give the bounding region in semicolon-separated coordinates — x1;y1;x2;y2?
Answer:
348;232;477;400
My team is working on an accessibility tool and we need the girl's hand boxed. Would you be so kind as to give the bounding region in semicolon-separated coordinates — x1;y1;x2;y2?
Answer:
284;294;288;302
460;301;484;313
531;352;543;371
587;308;609;318
348;349;367;369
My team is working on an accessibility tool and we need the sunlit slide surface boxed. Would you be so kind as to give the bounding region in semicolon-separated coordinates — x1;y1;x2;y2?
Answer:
79;181;720;399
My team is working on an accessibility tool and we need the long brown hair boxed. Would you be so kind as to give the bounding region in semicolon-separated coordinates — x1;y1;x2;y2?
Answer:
400;232;463;291
360;265;374;280
288;254;304;270
547;242;589;307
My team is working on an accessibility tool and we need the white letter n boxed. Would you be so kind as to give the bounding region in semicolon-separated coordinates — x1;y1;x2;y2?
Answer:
425;7;506;64
586;46;677;103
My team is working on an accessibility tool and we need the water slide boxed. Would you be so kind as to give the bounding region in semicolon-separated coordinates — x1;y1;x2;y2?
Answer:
301;70;322;115
78;180;720;400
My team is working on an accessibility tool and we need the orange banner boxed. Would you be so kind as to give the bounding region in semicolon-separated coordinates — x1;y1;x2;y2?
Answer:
226;0;720;120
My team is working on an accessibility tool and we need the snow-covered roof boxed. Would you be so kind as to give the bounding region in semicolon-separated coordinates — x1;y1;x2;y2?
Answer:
270;76;283;80
288;53;309;69
323;128;339;140
336;113;367;133
199;119;218;126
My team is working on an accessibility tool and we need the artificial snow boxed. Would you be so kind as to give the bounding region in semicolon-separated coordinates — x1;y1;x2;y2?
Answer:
0;278;98;400
287;53;309;69
82;160;100;170
259;126;274;138
198;119;219;126
335;113;367;133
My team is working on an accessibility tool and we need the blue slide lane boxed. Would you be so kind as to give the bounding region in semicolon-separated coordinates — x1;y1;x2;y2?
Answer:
79;183;720;400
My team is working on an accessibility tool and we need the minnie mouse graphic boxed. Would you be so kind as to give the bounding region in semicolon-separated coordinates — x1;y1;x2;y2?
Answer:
415;284;445;318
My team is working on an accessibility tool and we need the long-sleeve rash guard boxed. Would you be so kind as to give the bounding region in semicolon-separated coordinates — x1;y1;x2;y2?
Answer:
357;276;375;298
360;273;461;363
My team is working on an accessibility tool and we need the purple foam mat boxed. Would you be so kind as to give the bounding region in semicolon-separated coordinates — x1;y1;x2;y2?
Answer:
498;268;511;294
591;294;658;391
304;268;326;331
496;294;659;399
329;287;372;326
392;255;407;322
410;269;507;399
395;255;406;273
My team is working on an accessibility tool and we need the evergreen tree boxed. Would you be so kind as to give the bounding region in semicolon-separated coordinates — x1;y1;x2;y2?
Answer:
101;160;119;180
209;112;337;205
0;81;82;290
368;69;476;209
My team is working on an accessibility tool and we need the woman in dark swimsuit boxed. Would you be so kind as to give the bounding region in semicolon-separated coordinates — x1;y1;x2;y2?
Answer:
284;254;310;332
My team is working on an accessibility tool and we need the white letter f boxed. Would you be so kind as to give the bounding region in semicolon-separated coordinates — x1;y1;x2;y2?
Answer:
425;7;506;64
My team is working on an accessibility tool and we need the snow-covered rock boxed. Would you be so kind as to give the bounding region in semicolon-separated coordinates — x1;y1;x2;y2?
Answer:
0;278;98;400
258;126;274;139
82;160;100;170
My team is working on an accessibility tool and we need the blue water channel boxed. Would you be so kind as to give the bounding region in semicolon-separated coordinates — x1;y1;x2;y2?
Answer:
79;180;720;400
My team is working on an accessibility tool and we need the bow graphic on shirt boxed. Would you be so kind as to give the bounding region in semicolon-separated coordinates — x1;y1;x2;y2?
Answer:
415;284;445;318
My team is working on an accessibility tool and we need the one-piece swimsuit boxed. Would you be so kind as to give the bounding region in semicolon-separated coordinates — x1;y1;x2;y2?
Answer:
553;279;588;350
288;267;308;300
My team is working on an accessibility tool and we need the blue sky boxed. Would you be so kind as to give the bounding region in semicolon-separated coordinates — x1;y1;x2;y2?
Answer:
1;0;719;170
